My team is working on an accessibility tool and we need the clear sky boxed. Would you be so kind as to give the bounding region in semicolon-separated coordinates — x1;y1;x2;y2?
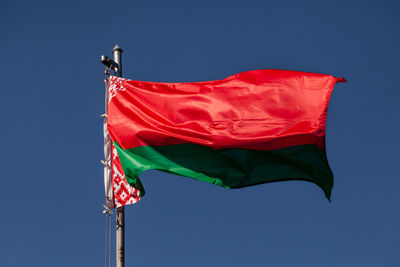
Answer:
1;0;399;266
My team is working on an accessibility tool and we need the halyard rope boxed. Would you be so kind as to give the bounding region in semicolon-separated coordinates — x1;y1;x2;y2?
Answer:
103;67;113;267
103;205;113;267
103;66;113;209
104;209;108;267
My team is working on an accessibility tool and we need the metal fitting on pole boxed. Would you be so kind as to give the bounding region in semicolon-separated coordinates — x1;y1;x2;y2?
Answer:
112;45;123;77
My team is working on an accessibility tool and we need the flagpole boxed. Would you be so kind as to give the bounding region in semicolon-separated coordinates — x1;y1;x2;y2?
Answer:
112;44;125;267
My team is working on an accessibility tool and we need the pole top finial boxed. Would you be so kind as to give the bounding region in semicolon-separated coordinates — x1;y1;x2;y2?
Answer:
112;44;123;54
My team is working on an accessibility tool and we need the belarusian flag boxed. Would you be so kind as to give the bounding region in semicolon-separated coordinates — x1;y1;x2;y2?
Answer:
107;69;345;204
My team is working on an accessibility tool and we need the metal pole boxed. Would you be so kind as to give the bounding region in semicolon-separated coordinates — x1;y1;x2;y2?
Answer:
113;44;125;267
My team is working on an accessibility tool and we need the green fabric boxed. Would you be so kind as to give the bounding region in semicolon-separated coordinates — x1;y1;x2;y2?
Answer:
115;142;333;200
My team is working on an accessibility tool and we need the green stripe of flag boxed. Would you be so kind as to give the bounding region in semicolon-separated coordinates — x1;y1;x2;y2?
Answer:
115;142;333;200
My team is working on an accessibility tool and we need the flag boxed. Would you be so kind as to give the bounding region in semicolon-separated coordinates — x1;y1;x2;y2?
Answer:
107;69;345;205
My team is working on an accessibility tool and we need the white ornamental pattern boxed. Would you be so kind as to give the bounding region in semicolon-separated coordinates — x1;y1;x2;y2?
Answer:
112;144;141;208
109;76;128;102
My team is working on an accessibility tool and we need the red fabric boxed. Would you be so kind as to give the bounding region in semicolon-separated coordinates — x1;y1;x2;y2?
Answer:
108;70;343;151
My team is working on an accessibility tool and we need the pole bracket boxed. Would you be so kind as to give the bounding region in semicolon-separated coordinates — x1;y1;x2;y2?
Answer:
101;55;120;73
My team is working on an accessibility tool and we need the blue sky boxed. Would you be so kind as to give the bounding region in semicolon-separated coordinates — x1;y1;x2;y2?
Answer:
1;0;399;266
